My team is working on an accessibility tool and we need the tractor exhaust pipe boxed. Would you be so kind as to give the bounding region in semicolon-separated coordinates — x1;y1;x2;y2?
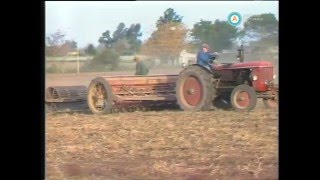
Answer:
237;45;244;62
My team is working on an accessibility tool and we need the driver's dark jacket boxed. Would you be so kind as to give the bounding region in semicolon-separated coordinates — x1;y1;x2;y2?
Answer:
196;51;215;69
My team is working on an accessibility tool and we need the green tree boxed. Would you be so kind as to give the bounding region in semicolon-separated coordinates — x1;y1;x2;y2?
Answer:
70;40;77;49
244;13;278;32
91;48;120;70
46;30;78;56
126;23;142;53
98;23;142;54
46;30;65;47
238;13;278;42
238;13;278;53
85;44;96;55
113;23;127;42
191;19;238;52
141;22;189;64
98;30;113;48
141;8;188;64
156;8;183;28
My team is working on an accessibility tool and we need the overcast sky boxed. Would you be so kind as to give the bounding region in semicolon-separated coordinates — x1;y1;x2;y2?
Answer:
45;1;278;48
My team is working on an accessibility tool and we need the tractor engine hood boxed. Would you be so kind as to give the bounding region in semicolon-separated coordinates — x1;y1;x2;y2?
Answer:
213;61;273;70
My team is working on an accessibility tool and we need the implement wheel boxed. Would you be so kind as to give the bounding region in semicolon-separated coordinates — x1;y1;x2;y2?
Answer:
87;77;114;114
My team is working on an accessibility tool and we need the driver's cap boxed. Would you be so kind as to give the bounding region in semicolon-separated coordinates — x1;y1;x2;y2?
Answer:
202;43;210;49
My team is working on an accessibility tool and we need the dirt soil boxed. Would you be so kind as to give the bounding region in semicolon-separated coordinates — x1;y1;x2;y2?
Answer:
46;70;278;180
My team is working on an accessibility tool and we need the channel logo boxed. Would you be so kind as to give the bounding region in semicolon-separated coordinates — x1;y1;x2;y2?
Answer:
228;12;242;26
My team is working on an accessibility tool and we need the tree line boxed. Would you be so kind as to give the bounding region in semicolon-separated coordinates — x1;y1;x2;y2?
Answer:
46;8;278;69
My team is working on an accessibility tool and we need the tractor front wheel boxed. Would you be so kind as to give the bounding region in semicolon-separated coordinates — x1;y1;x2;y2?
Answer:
230;84;257;111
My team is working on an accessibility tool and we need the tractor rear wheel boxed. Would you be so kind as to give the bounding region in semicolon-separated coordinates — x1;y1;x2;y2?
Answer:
176;66;215;111
230;84;257;111
87;77;114;114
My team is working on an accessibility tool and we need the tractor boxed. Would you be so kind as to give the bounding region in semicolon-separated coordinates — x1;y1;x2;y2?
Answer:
175;45;278;111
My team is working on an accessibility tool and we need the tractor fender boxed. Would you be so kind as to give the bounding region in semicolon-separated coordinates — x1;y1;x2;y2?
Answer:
180;64;213;75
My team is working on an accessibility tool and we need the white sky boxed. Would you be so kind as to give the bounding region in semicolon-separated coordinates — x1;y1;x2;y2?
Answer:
45;1;278;48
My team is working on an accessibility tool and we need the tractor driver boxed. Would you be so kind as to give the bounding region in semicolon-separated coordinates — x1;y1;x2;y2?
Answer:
196;43;217;71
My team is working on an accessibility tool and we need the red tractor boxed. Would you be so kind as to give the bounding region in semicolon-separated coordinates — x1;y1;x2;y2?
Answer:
176;45;278;111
